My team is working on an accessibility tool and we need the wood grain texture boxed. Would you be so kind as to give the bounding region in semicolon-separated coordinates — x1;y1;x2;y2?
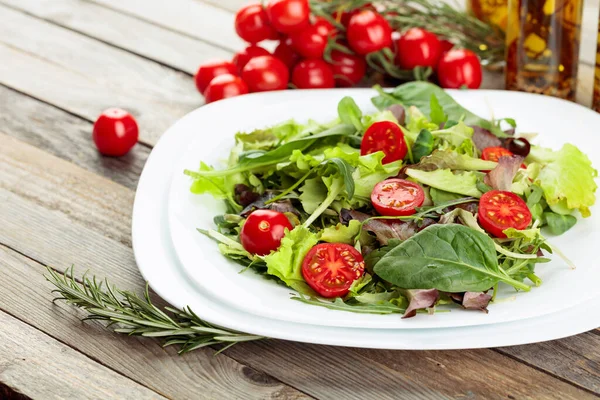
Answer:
0;0;232;74
0;134;309;400
0;5;200;146
0;85;148;190
0;309;164;400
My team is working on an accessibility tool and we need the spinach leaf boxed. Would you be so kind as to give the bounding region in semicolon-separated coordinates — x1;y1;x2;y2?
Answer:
411;129;434;162
543;212;577;235
338;96;363;132
429;94;447;126
371;82;507;137
373;224;530;292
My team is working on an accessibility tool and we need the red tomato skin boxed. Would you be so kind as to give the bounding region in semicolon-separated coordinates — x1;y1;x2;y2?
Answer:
437;49;482;89
360;121;408;164
266;0;310;34
232;45;271;73
273;37;301;70
478;190;532;238
346;10;392;55
329;51;367;87
371;179;425;216
290;24;328;58
195;60;237;93
313;17;337;38
242;55;289;92
301;243;365;298
395;28;442;69
235;3;277;44
203;74;249;103
93;108;138;157
241;210;293;255
440;39;454;53
333;4;376;27
481;147;527;170
292;59;335;89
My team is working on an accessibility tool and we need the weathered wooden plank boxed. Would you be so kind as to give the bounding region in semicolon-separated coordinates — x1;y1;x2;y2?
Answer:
0;0;232;75
0;85;148;190
226;340;598;399
0;134;309;399
0;309;164;400
0;5;199;146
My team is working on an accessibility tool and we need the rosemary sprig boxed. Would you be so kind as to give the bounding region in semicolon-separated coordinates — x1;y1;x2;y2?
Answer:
45;267;264;354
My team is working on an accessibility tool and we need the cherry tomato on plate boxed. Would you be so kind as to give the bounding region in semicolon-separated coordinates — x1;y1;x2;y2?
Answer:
371;179;425;216
273;37;301;70
232;45;271;73
478;190;532;238
290;24;328;58
395;28;442;70
301;243;365;298
481;147;527;169
241;210;293;255
292;59;335;89
346;10;392;55
242;55;289;92
194;60;237;93
328;50;366;87
234;3;278;43
203;74;249;103
266;0;310;34
93;108;138;156
437;49;482;89
360;121;407;164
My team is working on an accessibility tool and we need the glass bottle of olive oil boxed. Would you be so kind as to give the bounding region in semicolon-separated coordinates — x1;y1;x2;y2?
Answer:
467;0;509;31
505;0;584;101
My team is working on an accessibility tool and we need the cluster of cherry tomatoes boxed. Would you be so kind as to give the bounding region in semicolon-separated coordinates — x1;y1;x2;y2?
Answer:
195;0;483;103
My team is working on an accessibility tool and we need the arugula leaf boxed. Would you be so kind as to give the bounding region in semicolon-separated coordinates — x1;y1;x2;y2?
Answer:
543;212;577;235
429;94;448;126
338;96;364;132
374;224;531;292
412;129;434;162
406;168;483;198
292;296;406;314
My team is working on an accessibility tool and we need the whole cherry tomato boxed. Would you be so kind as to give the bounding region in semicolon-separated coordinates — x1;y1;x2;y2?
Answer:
203;74;249;103
333;3;376;27
242;55;289;92
290;24;328;58
440;39;455;53
360;121;407;163
266;0;310;34
346;10;392;55
194;60;237;93
478;190;532;238
292;59;335;89
395;28;442;69
273;37;301;70
371;179;425;216
437;49;482;89
232;45;271;73
328;50;366;87
93;108;138;156
234;3;278;43
313;17;337;38
240;210;293;255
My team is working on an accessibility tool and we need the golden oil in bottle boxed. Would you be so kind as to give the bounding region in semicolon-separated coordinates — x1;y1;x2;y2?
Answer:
505;0;584;101
467;0;509;31
594;11;600;112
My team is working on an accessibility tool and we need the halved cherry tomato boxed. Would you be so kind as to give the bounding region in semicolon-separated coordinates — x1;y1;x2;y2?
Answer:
292;59;335;89
203;74;248;103
481;147;527;169
478;190;532;238
93;108;139;157
242;55;289;92
395;28;442;70
301;243;365;298
346;10;392;55
273;37;301;70
360;121;407;164
329;50;366;87
437;49;482;89
266;0;310;34
194;60;237;93
235;3;278;44
289;24;328;58
240;210;293;255
232;45;271;73
371;179;425;216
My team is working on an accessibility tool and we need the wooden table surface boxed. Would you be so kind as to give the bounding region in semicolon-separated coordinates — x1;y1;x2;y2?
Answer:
1;0;599;399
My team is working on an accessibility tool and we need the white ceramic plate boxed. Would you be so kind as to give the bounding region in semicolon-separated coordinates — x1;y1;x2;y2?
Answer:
131;90;600;348
166;88;600;330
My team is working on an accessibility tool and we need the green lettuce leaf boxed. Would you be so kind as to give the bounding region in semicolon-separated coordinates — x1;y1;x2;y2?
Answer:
353;152;403;201
431;121;473;147
319;220;362;244
406;106;438;134
299;177;327;214
528;144;597;217
414;149;497;171
405;168;482;198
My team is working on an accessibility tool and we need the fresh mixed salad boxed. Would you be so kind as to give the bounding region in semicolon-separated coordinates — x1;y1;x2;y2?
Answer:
184;82;597;318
